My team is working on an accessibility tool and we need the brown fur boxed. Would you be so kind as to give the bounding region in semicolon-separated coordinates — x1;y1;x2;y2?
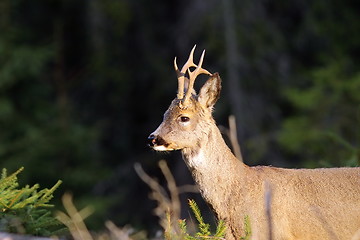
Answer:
149;72;360;239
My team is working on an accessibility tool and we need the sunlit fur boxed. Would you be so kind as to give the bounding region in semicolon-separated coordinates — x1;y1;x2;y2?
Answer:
150;72;360;240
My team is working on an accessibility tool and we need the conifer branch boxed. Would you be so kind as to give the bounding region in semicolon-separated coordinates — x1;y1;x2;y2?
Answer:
0;167;65;236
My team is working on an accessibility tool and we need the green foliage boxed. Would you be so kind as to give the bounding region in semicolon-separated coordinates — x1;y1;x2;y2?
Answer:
0;167;66;236
0;1;111;229
173;200;252;239
278;58;360;167
240;216;252;240
174;199;226;240
188;199;211;237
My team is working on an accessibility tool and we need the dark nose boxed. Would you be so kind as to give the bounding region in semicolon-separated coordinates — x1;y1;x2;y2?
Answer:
148;134;156;147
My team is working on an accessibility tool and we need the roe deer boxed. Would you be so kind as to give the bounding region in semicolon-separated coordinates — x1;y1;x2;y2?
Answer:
148;46;360;240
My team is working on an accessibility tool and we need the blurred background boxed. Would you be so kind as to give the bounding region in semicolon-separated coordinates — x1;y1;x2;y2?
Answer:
0;0;359;236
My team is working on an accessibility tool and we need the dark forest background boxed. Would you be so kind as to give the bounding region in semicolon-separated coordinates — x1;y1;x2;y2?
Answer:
0;0;359;235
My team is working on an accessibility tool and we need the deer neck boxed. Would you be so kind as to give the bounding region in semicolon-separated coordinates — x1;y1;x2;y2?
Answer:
181;122;247;214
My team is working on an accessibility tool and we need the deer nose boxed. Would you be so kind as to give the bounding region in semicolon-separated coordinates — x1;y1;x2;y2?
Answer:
148;134;156;147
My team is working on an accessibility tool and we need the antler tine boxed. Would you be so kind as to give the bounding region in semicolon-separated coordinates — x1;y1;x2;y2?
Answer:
183;49;211;104
175;45;197;99
181;45;197;73
174;57;184;99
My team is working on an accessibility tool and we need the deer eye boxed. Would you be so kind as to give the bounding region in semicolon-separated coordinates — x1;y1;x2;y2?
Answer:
179;116;190;123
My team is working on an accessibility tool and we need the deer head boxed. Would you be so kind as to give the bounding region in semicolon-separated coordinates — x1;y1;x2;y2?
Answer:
148;46;222;152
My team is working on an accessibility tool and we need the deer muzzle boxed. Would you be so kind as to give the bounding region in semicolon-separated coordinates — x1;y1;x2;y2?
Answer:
147;134;157;147
148;134;167;150
147;133;178;151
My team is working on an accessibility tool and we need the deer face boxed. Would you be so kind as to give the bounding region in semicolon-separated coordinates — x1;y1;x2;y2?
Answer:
148;98;202;151
148;73;221;152
148;46;221;152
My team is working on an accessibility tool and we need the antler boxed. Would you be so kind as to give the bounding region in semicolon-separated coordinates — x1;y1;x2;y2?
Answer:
174;45;196;100
174;45;212;106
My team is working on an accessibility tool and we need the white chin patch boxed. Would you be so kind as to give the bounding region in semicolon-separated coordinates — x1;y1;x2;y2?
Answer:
153;145;174;151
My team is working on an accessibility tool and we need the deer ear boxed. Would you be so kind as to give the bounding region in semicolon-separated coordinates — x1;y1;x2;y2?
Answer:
198;73;222;109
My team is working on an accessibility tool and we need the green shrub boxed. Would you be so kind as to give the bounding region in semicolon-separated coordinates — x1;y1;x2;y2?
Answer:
0;167;66;236
170;199;226;240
